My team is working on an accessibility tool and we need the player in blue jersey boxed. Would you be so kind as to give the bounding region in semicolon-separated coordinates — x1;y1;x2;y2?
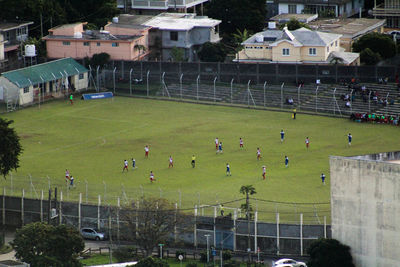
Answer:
321;173;326;185
280;130;285;143
285;155;289;167
226;163;231;176
348;133;352;146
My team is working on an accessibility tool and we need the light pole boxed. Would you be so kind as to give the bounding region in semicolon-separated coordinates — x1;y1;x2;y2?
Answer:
205;234;211;263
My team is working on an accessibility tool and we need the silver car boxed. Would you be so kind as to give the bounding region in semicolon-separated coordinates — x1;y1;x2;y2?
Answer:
273;258;307;267
80;227;106;241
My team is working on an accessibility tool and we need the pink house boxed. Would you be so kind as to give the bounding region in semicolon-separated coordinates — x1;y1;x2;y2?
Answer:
43;22;150;61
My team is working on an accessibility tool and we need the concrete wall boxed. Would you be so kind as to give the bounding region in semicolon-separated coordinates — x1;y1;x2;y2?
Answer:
330;156;400;267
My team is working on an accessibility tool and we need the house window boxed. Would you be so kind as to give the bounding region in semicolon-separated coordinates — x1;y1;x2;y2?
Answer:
79;73;84;80
23;87;29;93
20;27;27;35
112;42;119;47
83;42;90;46
282;48;290;56
62;41;71;46
288;4;297;14
309;48;316;55
97;42;101;46
170;31;178;41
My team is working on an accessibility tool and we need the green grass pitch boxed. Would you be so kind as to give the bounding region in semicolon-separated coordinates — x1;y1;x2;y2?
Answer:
2;97;400;223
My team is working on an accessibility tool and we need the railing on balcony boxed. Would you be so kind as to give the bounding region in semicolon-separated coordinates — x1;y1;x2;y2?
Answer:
373;3;400;16
131;0;208;9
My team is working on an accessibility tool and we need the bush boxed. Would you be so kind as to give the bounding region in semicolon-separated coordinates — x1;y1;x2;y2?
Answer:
136;256;169;267
199;251;208;262
175;250;185;259
186;262;198;267
222;250;232;261
113;246;137;263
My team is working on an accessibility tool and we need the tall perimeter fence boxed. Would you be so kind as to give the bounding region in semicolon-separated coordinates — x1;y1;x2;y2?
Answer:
92;61;400;117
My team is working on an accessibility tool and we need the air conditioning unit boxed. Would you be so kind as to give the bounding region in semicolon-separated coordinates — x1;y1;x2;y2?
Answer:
51;208;58;219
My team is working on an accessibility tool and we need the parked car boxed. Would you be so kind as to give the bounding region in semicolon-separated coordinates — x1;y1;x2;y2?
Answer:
273;258;307;267
80;227;106;241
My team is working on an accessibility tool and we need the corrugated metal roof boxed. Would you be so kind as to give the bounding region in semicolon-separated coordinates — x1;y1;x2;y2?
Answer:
1;58;88;88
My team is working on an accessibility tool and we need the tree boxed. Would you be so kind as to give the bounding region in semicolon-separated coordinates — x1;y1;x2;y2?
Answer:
239;185;256;263
279;18;310;31
307;238;355;267
0;118;22;179
135;257;169;267
198;42;227;62
84;52;111;69
134;44;147;59
11;222;84;267
122;198;189;257
170;47;185;62
352;32;396;60
360;48;382;65
329;56;344;65
205;0;265;35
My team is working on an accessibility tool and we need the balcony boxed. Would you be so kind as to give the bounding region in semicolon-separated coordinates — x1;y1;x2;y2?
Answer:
372;3;400;17
131;0;208;10
279;0;350;4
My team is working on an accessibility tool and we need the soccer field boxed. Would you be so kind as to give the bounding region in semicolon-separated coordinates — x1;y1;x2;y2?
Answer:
2;97;399;223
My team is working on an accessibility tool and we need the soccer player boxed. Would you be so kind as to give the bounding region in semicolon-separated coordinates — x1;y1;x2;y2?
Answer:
69;176;74;188
191;155;196;168
305;137;310;149
226;163;231;176
65;169;70;181
239;137;244;148
215;137;219;150
144;145;149;158
218;142;223;153
150;171;155;183
257;148;261;160
348;133;352;146
132;158;136;169
262;166;266;180
321;173;326;185
169;156;174;168
122;160;129;172
69;94;73;105
280;130;285;143
285;155;289;167
293;108;296;119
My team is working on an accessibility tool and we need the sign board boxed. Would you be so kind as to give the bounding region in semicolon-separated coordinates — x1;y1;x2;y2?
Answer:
212;249;216;256
82;92;113;100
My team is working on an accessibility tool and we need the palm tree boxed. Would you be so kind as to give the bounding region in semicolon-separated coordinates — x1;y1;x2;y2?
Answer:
330;56;344;65
134;44;147;59
239;185;256;263
232;29;250;61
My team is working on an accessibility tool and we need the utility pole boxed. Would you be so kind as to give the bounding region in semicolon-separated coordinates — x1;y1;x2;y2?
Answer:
40;13;43;38
247;191;251;264
109;206;113;264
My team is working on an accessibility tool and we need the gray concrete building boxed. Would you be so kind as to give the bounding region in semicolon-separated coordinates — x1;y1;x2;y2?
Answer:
330;152;400;267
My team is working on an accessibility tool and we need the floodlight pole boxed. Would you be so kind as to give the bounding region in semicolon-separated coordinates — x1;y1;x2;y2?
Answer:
280;82;284;109
147;70;150;97
368;90;372;113
129;69;133;95
213;76;217;102
180;73;183;99
315;86;319;113
113;67;116;94
196;75;200;101
96;66;100;92
247;80;251;107
230;78;234;104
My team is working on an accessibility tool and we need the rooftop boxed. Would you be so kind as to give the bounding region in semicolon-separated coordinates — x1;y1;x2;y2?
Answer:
0;21;33;32
309;18;386;38
145;13;221;30
270;13;318;23
44;30;143;42
340;151;400;164
1;58;88;88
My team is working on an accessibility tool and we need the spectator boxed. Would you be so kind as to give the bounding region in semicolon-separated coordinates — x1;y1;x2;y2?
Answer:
345;101;351;108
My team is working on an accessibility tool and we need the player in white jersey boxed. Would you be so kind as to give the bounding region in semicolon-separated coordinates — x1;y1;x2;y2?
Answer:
169;156;174;168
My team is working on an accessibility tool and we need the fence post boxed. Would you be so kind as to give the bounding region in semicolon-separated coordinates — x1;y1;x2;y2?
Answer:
179;73;183;99
194;205;197;247
256;63;259;85
213;206;216;248
79;193;82;230
40;190;43;222
97;195;101;230
213;77;217;102
2;188;5;227
233;209;237;251
178;189;182;209
147;70;150;97
117;197;120;243
196;75;200;101
10;174;13;195
113;67;116;94
174;203;178;243
230;78;234;104
298;85;301;111
324;216;327;238
254;211;258;253
129;69;133;95
315;86;319;113
59;191;63;225
276;212;280;256
280;83;284;109
21;189;24;226
136;198;139;238
300;213;303;256
263;81;267;107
